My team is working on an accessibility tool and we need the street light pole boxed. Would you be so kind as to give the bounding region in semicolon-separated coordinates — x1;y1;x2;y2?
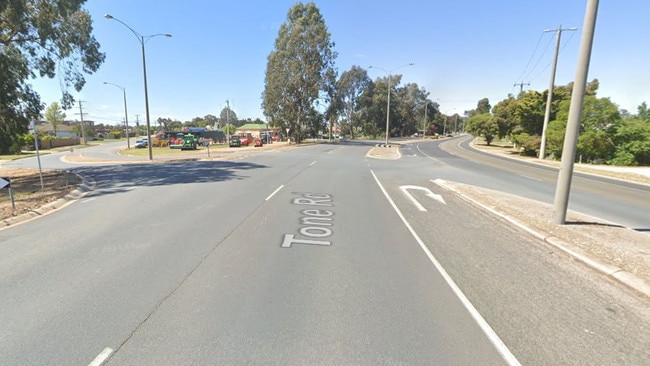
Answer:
103;82;130;149
368;63;414;146
104;14;171;160
385;73;391;146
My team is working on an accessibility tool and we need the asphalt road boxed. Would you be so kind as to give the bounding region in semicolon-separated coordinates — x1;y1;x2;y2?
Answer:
0;139;648;365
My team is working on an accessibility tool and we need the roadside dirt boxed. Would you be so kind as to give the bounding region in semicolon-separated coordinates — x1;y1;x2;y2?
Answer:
0;168;80;221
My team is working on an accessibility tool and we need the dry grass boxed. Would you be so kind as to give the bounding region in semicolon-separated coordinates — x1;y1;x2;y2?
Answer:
0;169;80;220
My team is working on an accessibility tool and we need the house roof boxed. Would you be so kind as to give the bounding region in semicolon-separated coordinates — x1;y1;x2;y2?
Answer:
37;122;75;132
237;123;274;131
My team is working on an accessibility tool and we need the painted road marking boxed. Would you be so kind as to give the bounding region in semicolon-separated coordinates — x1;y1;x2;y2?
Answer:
88;347;114;366
282;192;334;247
371;170;521;366
400;185;446;211
309;161;317;166
520;174;542;181
81;198;97;204
416;145;442;163
265;185;284;201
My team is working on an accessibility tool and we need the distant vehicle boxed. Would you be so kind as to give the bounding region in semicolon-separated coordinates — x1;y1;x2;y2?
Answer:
339;135;346;141
254;138;263;147
229;136;241;147
239;136;252;146
134;139;148;148
260;133;272;144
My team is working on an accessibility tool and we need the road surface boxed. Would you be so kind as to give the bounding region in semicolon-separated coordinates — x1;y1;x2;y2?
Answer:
0;139;648;365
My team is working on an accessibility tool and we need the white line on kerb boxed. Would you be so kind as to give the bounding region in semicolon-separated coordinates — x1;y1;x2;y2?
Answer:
265;185;285;201
88;347;114;366
370;170;521;366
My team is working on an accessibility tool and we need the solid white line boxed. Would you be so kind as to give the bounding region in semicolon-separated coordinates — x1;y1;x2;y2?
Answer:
371;170;521;366
88;347;114;366
81;197;96;204
309;160;317;166
265;185;284;201
416;144;441;163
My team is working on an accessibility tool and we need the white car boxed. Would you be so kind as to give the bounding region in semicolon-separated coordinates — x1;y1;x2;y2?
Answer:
134;139;148;148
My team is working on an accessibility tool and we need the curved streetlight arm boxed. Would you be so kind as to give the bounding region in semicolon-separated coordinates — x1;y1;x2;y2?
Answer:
105;14;172;44
143;33;173;44
104;14;143;44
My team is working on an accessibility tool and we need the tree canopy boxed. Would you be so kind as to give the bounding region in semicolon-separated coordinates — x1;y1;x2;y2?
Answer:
464;79;649;166
262;2;337;142
44;102;66;135
0;0;105;153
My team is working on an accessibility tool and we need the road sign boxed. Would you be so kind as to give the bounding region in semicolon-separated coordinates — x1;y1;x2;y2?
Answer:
0;177;10;189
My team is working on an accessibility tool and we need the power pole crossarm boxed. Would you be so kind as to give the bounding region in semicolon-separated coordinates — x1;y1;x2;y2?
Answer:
514;81;530;93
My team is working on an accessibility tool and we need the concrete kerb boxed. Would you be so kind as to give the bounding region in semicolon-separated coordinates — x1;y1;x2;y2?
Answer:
431;178;650;299
0;171;95;229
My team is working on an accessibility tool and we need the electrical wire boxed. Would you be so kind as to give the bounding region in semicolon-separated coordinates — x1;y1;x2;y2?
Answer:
521;33;555;82
515;31;544;84
529;30;578;83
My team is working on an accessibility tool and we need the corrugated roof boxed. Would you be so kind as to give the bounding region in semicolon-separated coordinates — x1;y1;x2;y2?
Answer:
237;123;269;130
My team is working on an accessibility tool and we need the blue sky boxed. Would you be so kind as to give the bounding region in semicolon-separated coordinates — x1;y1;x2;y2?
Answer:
32;0;650;125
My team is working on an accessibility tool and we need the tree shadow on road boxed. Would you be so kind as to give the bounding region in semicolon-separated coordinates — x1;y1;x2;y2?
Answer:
71;160;267;198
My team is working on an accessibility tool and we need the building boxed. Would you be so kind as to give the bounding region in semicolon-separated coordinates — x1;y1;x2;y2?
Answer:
235;123;279;139
36;120;96;137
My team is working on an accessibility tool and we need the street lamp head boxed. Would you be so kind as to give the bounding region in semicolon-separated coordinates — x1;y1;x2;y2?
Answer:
104;14;113;19
164;34;172;38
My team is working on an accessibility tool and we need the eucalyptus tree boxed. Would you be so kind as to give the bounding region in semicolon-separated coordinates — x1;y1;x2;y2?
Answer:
262;2;337;143
0;0;105;153
336;65;371;138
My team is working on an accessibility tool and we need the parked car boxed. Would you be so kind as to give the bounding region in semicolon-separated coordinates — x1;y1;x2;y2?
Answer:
240;136;252;146
254;138;263;147
134;139;148;148
229;136;241;147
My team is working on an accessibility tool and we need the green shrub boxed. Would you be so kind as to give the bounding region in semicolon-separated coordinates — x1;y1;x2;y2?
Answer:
521;135;541;157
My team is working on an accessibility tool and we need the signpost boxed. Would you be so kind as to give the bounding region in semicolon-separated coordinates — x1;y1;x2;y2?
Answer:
30;119;45;193
1;177;15;211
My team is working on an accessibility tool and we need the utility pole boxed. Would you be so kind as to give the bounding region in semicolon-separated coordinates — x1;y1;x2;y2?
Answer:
135;114;140;138
422;101;428;138
513;81;530;93
226;99;231;143
539;24;578;160
553;0;599;224
77;101;87;144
